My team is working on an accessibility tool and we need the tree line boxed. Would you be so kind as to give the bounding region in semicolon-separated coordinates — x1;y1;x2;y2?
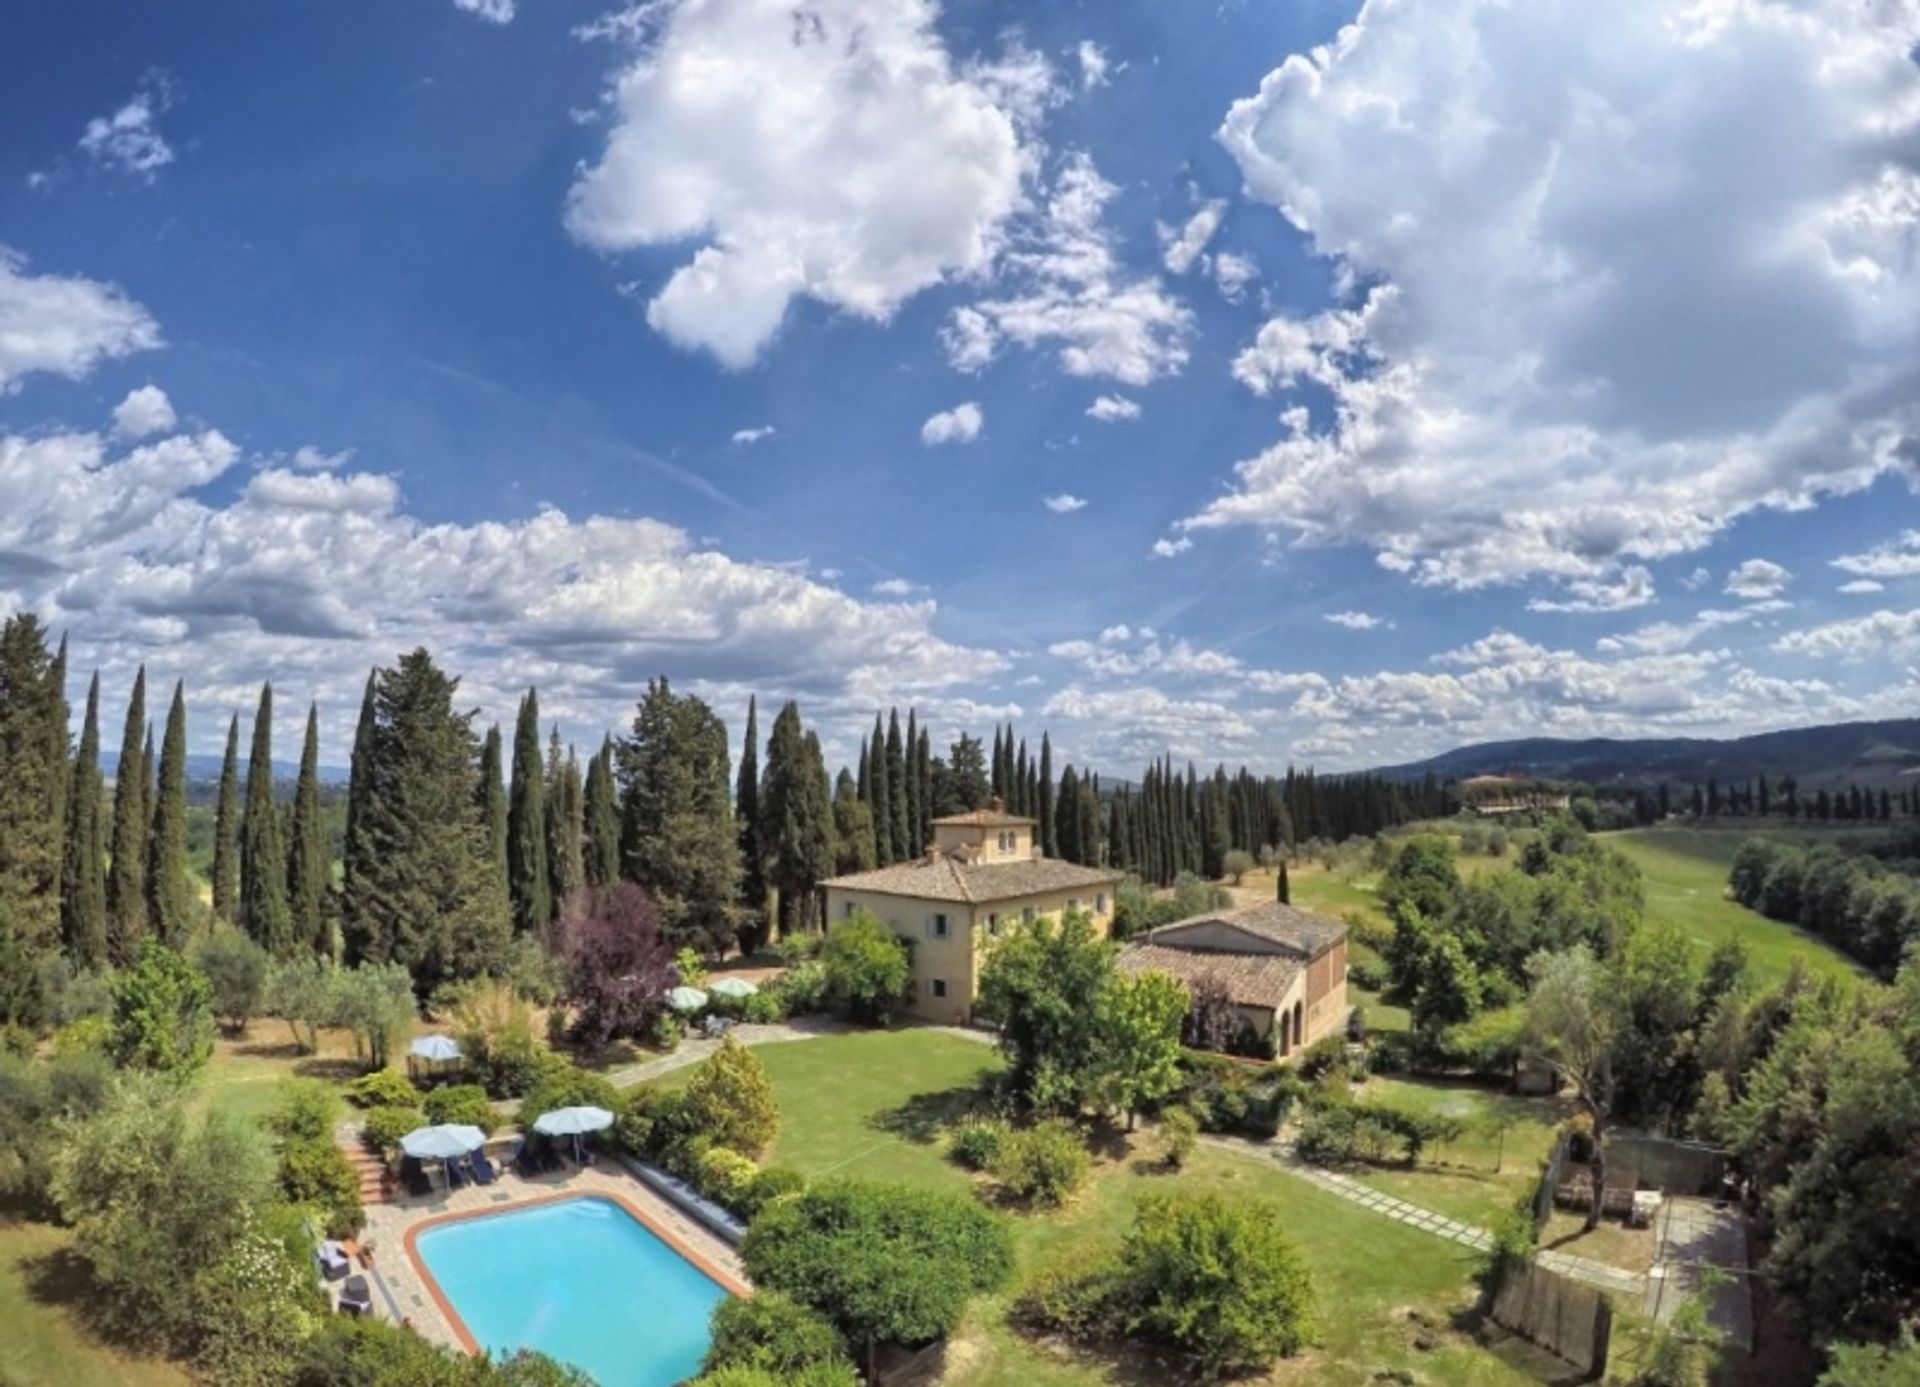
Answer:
1728;836;1920;975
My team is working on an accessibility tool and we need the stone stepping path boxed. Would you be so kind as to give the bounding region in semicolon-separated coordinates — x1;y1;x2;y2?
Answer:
1201;1134;1648;1298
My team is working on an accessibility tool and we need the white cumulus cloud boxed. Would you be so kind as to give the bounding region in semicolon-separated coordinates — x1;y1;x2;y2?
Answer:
566;0;1038;369
1324;610;1383;630
1086;394;1141;422
1725;558;1792;600
0;249;161;391
455;0;515;22
1043;494;1087;513
78;74;176;180
1157;200;1224;276
111;386;176;441
1181;0;1920;605
1833;530;1920;578
920;402;983;446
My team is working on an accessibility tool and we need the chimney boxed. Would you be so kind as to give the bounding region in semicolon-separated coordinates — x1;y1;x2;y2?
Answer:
988;794;1005;813
926;844;942;864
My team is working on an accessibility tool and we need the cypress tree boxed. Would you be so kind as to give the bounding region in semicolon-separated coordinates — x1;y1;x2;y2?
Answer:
1038;734;1056;858
339;649;510;988
583;738;621;889
885;709;908;862
737;696;765;920
105;666;148;961
211;713;241;922
916;725;932;850
506;688;550;933
856;739;870;806
479;723;508;887
1013;739;1028;816
868;715;891;866
990;726;1005;801
60;673;107;968
545;729;585;913
759;701;833;940
342;670;377;908
287;703;329;955
903;709;921;857
831;767;877;874
240;684;292;953
144;681;190;943
0;615;66;963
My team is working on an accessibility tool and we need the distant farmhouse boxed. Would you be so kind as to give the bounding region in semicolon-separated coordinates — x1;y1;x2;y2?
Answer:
1117;901;1349;1057
1459;773;1572;817
820;800;1122;1024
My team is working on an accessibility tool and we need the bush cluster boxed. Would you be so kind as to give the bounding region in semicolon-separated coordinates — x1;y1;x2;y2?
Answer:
423;1083;498;1134
991;1119;1090;1208
615;1037;788;1221
1292;1092;1463;1169
1729;837;1920;974
947;1115;1010;1171
345;1068;421;1109
1174;1051;1302;1138
360;1104;425;1158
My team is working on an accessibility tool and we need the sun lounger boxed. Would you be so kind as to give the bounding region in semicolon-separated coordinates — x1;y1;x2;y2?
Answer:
316;1240;351;1281
339;1274;373;1317
446;1157;470;1191
510;1138;541;1179
469;1150;498;1185
540;1142;564;1174
401;1156;434;1199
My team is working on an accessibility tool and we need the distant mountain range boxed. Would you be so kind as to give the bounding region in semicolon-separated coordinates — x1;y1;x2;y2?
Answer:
1372;718;1920;790
100;752;352;786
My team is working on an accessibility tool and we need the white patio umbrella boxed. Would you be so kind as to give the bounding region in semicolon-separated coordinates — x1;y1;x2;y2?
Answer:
409;1034;462;1062
533;1106;615;1163
708;977;758;999
398;1124;486;1161
667;986;709;1013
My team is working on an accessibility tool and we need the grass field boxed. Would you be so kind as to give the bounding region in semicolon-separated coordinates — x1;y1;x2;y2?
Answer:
686;1029;1545;1387
0;1222;190;1387
1604;828;1863;983
1347;1076;1569;1230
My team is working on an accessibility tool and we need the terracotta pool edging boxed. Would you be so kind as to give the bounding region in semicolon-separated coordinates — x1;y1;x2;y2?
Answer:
401;1188;752;1357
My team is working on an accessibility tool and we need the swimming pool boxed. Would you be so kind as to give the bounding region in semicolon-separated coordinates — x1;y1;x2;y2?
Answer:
412;1195;732;1387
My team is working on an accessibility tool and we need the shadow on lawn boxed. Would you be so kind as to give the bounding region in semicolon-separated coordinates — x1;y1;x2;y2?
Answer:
868;1085;986;1145
21;1246;152;1355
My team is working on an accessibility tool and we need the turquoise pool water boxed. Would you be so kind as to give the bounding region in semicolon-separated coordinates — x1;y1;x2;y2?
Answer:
414;1195;729;1387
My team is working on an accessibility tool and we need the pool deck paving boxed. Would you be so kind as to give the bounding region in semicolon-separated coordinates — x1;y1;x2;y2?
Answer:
358;1161;747;1353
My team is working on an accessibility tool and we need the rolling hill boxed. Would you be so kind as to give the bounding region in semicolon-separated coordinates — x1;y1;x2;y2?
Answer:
1373;718;1920;790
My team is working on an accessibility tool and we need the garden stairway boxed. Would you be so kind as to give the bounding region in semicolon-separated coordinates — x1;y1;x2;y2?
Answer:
337;1122;391;1206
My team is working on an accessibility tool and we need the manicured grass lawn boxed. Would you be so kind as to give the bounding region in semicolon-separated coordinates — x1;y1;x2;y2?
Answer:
1345;1077;1568;1230
1604;828;1863;984
710;1029;1541;1386
0;1222;190;1387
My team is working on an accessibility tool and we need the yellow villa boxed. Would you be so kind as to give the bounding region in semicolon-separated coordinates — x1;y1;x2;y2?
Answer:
819;800;1123;1024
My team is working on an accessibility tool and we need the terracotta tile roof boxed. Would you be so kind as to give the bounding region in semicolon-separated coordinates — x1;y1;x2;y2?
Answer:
930;808;1037;827
1148;900;1346;958
1117;942;1300;1014
821;854;1121;905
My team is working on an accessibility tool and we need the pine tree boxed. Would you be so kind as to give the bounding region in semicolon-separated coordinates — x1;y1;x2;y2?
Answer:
0;615;67;963
144;681;190;943
479;723;508;888
506;688;551;933
615;678;740;955
287;703;330;955
105;666;149;961
340;649;510;990
240;683;293;953
211;714;241;922
885;709;908;862
545;729;585;913
759;702;833;939
736;696;765;922
60;673;107;968
867;715;892;866
583;738;621;889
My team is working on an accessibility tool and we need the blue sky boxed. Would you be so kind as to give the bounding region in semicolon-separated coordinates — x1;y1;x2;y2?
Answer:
3;0;1920;776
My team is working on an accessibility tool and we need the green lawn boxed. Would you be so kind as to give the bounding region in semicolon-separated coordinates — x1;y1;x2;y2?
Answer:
0;1222;190;1387
1604;828;1863;984
693;1029;1542;1386
1346;1076;1568;1230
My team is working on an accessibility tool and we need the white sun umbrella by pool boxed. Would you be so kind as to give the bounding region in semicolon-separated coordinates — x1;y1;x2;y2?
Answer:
533;1106;615;1163
708;977;758;1000
667;986;708;1013
398;1123;487;1162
